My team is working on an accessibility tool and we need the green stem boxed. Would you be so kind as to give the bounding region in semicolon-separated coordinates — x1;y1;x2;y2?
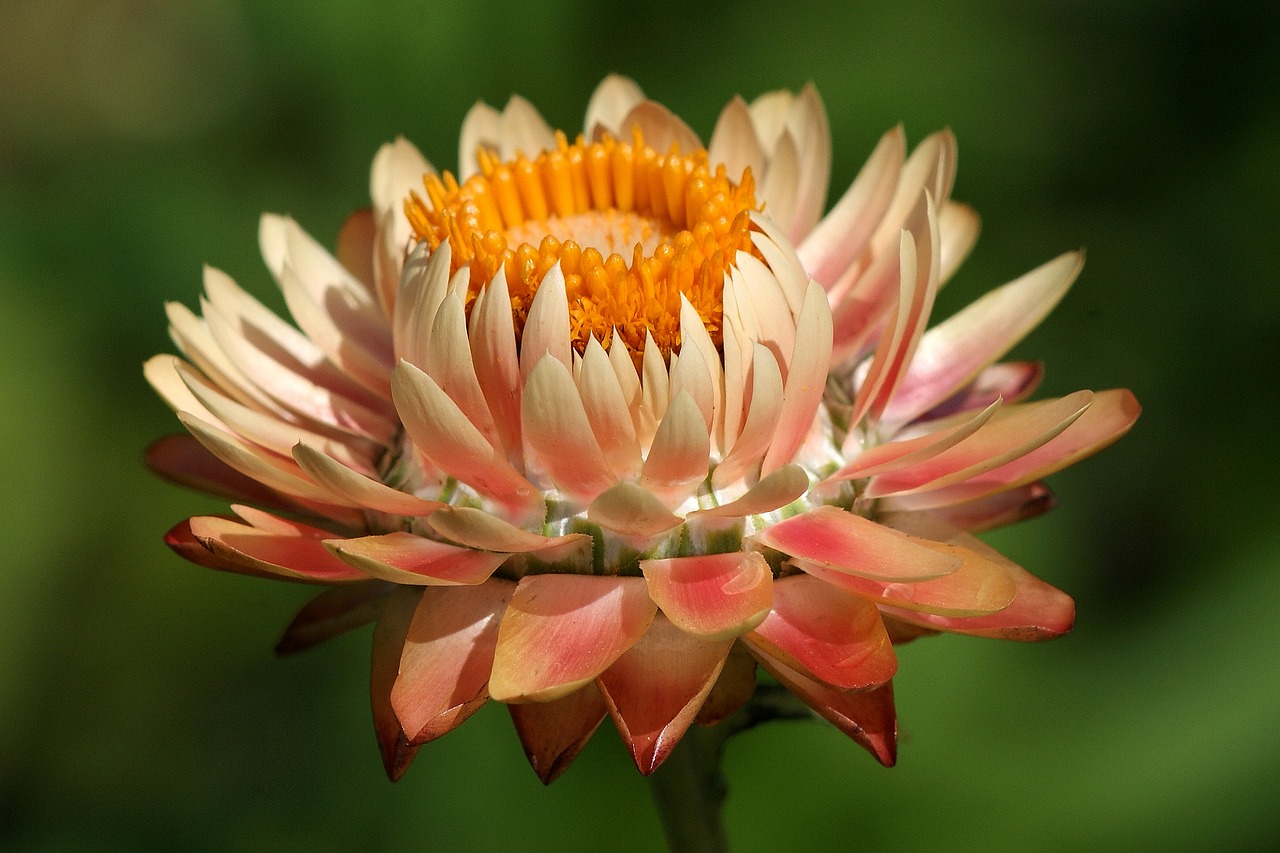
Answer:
646;723;730;853
645;685;814;853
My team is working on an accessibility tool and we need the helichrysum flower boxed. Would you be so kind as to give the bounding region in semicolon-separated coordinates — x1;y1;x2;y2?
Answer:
146;75;1139;782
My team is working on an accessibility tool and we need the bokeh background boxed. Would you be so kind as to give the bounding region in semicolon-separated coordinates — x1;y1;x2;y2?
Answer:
1;0;1277;850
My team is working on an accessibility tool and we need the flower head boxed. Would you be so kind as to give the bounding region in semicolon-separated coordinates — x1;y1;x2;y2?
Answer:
147;75;1139;781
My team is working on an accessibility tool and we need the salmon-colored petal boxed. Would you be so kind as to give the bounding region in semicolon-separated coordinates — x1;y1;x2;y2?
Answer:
165;517;297;582
188;515;366;582
426;506;591;554
522;355;616;503
597;614;734;774
755;505;963;581
743;573;897;691
695;641;758;726
508;682;609;784
795;533;1018;617
489;575;657;703
276;580;393;655
326;531;508;586
292;442;442;516
392;580;513;743
587;482;683;538
882;250;1084;427
335;207;376;295
881;389;1139;510
392;360;543;524
867;391;1093;498
371;587;423;780
641;552;773;640
752;646;897;767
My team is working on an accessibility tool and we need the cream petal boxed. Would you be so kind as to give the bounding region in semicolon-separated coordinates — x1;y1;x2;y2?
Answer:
426;294;501;452
718;276;752;456
638;330;670;440
488;575;657;703
326;531;509;585
584;74;646;138
520;263;572;382
754;505;963;582
938;200;980;285
798;125;905;290
743;573;897;691
712;343;784;490
867;390;1094;498
640;552;774;640
749;214;808;318
427;506;591;554
708;96;767;186
747;89;793;148
457;101;503;180
145;354;222;426
371;136;434;253
678;295;723;436
469;272;524;463
640;391;712;508
508;682;609;784
392;360;543;524
735;251;796;372
292;442;442;516
781;84;832;243
578;337;643;479
694;464;809;518
882;250;1084;427
392;580;513;743
614;100;701;155
596;614;733;774
522;355;617;504
587;482;683;538
759;130;801;241
496;95;556;162
394;241;449;369
762;281;832;474
870;129;956;257
668;325;715;432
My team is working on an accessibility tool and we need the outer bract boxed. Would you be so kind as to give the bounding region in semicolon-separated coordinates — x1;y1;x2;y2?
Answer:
147;75;1139;782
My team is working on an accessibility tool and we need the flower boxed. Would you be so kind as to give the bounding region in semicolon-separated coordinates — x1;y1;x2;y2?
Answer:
146;75;1139;783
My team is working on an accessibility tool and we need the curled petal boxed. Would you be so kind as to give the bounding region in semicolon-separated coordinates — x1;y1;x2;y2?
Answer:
489;575;657;703
597;614;734;774
743;573;897;691
640;552;774;640
326;532;509;586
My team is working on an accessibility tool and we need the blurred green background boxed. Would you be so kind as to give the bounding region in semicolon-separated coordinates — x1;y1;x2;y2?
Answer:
1;0;1276;850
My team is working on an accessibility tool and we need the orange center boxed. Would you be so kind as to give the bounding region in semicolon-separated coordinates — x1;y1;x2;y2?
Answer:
405;129;761;360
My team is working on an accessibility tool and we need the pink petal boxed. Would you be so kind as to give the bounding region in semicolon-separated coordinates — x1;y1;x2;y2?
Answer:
165;518;297;582
743;573;897;690
751;646;897;767
924;482;1056;533
597;614;734;774
882;251;1084;427
326;531;509;585
918;360;1043;421
489;575;657;703
392;580;514;743
275;581;392;655
882;388;1140;511
508;682;609;784
641;552;774;640
754;505;963;581
867;390;1094;498
371;587;424;780
795;534;1017;617
188;515;366;582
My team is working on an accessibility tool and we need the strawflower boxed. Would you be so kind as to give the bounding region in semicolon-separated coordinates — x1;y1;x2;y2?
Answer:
146;75;1138;843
